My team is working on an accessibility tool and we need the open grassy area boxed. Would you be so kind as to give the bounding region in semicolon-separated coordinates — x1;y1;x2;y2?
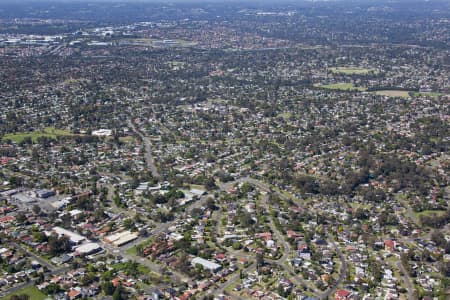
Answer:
316;83;367;91
118;136;135;143
190;184;206;190
330;67;376;75
374;90;410;97
411;91;444;98
414;210;447;220
278;112;292;120
2;127;73;143
125;237;154;256
125;246;138;256
112;262;150;275
119;38;154;46
0;285;47;300
167;61;185;66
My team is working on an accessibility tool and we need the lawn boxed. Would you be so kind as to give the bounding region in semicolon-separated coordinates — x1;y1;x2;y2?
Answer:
125;237;153;256
0;285;47;300
411;91;444;98
112;262;150;275
278;112;292;120
414;210;447;220
2;127;73;143
167;61;185;66
119;38;154;46
316;83;366;91
190;184;206;190
118;136;135;143
330;67;377;75
125;246;138;256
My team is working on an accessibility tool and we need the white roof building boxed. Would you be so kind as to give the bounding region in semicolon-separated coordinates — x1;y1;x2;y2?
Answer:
92;129;112;136
74;243;102;255
191;257;221;273
104;230;138;247
52;226;85;244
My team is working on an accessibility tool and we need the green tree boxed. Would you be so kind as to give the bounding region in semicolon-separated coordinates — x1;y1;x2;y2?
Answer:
112;287;122;300
102;280;115;295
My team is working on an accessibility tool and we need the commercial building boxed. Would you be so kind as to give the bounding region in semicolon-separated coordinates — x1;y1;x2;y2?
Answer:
104;230;138;247
74;243;102;255
191;257;222;273
36;189;56;198
52;226;86;245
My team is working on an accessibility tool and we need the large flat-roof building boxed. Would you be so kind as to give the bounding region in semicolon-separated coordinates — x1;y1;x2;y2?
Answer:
74;242;102;255
191;257;221;273
104;230;138;247
11;192;36;204
36;189;55;199
52;226;86;245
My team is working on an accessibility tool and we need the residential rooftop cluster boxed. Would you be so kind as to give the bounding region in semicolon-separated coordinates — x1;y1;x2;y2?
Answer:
0;1;448;300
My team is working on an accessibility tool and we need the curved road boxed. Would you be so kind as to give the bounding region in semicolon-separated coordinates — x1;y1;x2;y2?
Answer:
215;178;325;297
320;236;348;299
233;177;347;299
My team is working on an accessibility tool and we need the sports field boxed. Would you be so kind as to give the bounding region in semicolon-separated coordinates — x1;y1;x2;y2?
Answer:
2;127;73;143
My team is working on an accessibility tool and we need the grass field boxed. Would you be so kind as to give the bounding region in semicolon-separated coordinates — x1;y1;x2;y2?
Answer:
120;38;154;46
374;90;410;97
411;91;444;98
414;210;447;220
2;127;73;143
278;112;292;120
316;83;367;91
112;262;150;275
330;67;377;75
118;136;135;143
0;285;47;300
125;246;138;256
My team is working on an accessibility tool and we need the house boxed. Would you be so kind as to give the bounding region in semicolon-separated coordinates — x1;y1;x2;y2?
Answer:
335;289;352;300
68;288;82;300
215;253;226;262
111;277;121;287
255;232;272;241
287;230;301;239
384;239;395;252
0;215;15;225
